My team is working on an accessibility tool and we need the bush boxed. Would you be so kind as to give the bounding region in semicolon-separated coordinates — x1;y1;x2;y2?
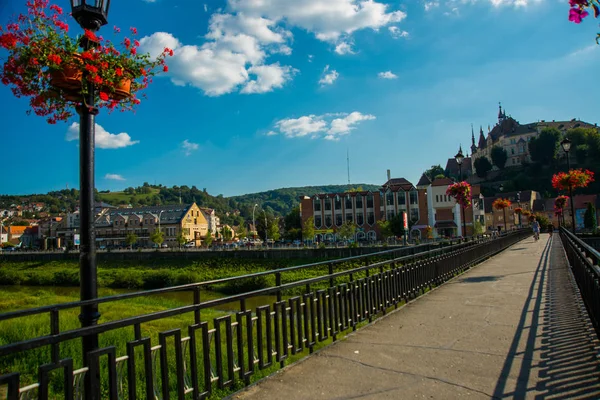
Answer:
52;270;80;286
218;274;275;295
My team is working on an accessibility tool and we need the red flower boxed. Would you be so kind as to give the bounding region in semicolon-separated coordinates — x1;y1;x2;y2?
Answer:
163;65;169;72
134;40;140;47
49;4;63;14
113;25;121;33
85;64;99;74
0;33;18;49
130;27;138;35
99;92;109;101
115;68;123;76
493;198;511;210
81;51;94;60
84;29;99;42
130;47;137;55
47;54;62;64
91;75;103;85
124;38;131;48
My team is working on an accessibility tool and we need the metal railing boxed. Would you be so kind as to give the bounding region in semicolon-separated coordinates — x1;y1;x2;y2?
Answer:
559;227;600;337
0;230;529;400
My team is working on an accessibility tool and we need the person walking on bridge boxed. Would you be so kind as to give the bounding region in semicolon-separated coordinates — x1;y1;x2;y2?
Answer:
532;217;540;241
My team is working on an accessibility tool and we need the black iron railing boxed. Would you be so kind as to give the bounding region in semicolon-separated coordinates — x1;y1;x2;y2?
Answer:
0;231;529;399
560;227;600;337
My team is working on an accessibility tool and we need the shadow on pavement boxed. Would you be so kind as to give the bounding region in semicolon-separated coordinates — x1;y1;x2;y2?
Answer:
459;276;500;283
492;237;600;399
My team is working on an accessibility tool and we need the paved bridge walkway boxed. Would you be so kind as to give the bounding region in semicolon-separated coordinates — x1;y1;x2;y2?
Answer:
232;235;600;399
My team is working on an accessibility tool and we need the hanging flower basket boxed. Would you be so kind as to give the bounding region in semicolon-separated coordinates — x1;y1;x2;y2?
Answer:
493;198;511;211
552;169;595;191
554;195;569;210
0;0;173;124
446;181;472;208
567;0;600;43
49;54;83;91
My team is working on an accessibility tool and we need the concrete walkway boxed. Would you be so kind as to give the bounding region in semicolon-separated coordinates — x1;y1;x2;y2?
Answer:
232;235;600;399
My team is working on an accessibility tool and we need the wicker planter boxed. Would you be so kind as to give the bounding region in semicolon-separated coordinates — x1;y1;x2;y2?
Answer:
49;54;82;91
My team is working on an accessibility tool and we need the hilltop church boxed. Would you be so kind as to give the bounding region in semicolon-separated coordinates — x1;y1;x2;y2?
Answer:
469;104;597;174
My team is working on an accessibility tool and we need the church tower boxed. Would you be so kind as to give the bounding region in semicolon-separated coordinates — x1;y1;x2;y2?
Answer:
470;123;477;155
498;102;506;124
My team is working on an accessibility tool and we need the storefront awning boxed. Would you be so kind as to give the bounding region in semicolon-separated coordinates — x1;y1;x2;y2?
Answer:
434;221;457;229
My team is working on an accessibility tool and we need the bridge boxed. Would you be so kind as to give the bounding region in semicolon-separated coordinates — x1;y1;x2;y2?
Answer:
1;229;599;399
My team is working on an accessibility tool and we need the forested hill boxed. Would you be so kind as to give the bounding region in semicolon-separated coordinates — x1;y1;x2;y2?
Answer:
229;184;380;217
0;183;379;224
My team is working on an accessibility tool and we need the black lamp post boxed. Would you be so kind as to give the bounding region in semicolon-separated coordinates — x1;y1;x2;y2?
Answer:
454;147;466;238
561;137;576;233
69;1;109;398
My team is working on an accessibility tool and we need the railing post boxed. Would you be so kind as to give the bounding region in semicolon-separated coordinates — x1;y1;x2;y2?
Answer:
194;287;201;324
328;262;334;288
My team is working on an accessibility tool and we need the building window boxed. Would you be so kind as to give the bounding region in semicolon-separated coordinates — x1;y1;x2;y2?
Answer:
356;213;364;225
366;195;374;208
325;215;332;227
410;208;419;222
367;211;375;225
436;195;439;203
336;214;343;226
386;191;394;206
356;196;363;209
334;197;342;210
345;197;352;209
409;190;418;205
314;199;321;212
387;210;395;221
325;199;331;211
314;215;322;228
346;214;353;223
511;148;515;155
398;192;406;205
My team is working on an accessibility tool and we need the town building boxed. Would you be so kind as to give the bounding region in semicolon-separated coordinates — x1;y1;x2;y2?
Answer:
200;207;220;234
470;104;598;174
483;190;542;232
300;174;482;242
94;203;208;248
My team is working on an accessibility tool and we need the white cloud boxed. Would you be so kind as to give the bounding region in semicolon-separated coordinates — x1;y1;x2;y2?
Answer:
181;140;199;156
424;1;439;11
242;63;297;94
66;123;139;149
318;65;339;86
139;13;295;96
229;0;406;43
105;174;125;181
308;54;314;62
270;111;375;140
378;71;397;79
334;42;355;55
328;112;376;136
138;1;406;96
389;26;409;39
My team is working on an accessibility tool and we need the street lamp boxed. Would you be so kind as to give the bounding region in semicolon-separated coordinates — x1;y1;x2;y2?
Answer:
69;0;111;392
264;211;268;247
561;137;576;233
454;147;466;238
252;204;258;240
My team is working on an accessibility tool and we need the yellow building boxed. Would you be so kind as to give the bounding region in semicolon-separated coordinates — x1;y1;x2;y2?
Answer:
95;203;208;248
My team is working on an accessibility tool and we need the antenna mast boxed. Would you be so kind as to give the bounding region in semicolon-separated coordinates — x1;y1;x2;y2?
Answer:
347;148;350;186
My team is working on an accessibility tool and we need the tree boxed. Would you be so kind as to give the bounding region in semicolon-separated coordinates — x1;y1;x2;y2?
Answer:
302;216;315;243
150;229;164;247
222;226;233;241
377;220;393;240
474;157;493;178
236;224;247;240
267;222;280;241
204;230;213;247
337;221;356;241
176;232;187;249
284;207;301;232
473;220;484;235
584;202;597;231
389;213;406;237
529;128;560;165
490;146;508;169
424;165;445;180
125;232;137;249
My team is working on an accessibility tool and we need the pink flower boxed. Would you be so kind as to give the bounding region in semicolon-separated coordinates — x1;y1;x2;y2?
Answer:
569;6;589;23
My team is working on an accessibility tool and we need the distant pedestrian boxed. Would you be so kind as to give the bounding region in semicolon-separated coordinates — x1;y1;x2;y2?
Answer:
532;218;540;241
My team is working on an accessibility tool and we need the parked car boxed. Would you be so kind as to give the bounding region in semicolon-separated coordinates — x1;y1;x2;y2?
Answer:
161;243;168;248
184;242;195;248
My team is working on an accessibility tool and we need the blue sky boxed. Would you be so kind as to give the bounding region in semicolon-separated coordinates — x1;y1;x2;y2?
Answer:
1;0;599;197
